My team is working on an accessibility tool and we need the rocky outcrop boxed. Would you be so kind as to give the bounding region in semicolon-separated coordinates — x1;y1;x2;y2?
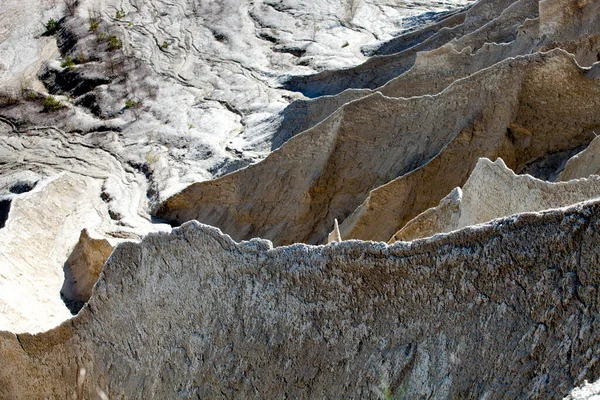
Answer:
159;0;600;247
158;50;600;246
2;200;600;398
3;0;600;396
326;218;342;243
0;164;168;333
0;173;108;333
388;186;464;244
337;52;600;242
283;0;600;99
389;158;600;242
60;229;114;315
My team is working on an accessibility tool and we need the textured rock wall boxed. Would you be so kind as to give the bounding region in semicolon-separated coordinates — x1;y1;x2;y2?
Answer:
2;200;600;398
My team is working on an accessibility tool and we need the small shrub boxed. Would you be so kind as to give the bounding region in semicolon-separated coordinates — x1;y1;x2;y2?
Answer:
107;35;123;50
115;8;126;19
44;18;59;35
341;40;349;48
312;25;321;40
378;379;407;400
125;99;140;109
88;17;99;31
97;32;106;41
43;95;63;112
60;57;75;71
160;41;169;49
24;89;39;101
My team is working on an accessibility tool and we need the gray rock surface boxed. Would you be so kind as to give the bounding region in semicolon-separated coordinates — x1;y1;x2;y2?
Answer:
159;0;600;248
2;200;600;398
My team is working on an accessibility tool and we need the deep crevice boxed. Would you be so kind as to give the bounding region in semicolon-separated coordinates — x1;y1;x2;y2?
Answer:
518;145;589;182
0;198;11;228
9;181;36;194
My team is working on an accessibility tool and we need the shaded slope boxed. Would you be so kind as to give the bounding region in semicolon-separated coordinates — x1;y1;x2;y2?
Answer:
339;51;600;242
158;50;600;246
269;0;600;151
361;7;470;56
263;0;541;152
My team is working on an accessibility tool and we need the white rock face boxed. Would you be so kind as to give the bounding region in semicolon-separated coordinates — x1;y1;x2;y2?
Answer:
0;122;171;333
0;0;61;91
566;379;600;400
0;173;107;333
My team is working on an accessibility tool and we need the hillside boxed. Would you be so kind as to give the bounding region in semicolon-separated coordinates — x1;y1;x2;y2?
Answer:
1;0;600;398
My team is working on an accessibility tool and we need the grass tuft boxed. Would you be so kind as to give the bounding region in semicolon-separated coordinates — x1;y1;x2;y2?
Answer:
44;18;59;35
43;95;64;112
61;57;76;71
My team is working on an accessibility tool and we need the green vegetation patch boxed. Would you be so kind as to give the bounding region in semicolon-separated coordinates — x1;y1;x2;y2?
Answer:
43;95;64;112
